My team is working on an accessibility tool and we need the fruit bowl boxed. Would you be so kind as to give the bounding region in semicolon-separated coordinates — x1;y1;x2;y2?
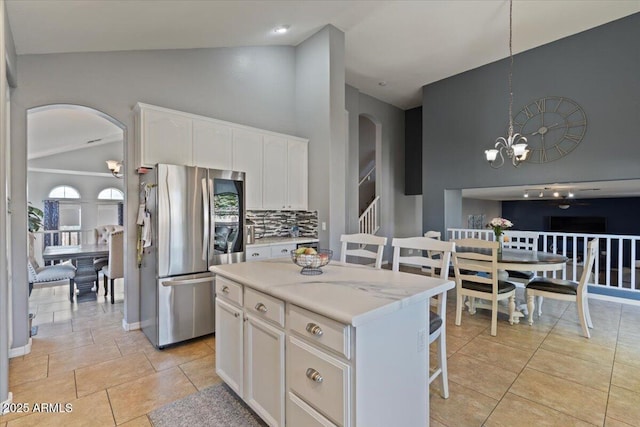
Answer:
290;249;333;275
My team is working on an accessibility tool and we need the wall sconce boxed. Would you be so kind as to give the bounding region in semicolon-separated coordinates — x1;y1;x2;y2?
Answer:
106;160;123;179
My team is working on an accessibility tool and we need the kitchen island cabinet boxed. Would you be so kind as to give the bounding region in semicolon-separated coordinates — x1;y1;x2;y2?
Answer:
211;259;454;427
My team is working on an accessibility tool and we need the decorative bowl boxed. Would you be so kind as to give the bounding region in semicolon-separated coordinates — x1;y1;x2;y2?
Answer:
290;249;333;275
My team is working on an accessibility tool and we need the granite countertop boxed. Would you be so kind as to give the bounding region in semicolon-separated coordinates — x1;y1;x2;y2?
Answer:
247;236;319;247
210;258;453;327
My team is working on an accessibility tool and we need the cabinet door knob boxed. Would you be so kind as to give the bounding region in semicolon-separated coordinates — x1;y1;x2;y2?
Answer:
234;312;240;318
281;249;288;253
252;253;260;257
306;368;323;383
305;323;324;336
255;303;268;313
221;286;230;293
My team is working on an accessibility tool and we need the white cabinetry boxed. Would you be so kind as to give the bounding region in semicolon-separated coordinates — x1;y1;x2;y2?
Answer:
232;129;264;210
135;103;308;210
215;278;286;427
137;107;192;167
193;118;233;170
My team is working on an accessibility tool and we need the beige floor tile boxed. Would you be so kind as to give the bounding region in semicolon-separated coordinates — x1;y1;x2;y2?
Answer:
6;390;115;427
552;317;618;347
8;355;49;387
90;324;131;345
107;367;197;424
429;418;447;427
606;386;640;427
26;329;94;358
615;342;640;369
477;325;548;352
31;312;53;326
446;321;487;341
200;335;216;351
605;416;637;427
30;321;73;339
485;392;594;427
75;352;155;397
71;312;123;331
179;354;222;391
35;301;75;314
541;332;615;366
114;332;157;356
52;310;74;323
446;353;518;400
429;380;498;427
1;372;77;423
457;336;533;373
118;416;152;427
528;347;613;392
617;330;640;347
443;334;470;357
48;342;122;375
612;361;640;393
509;368;607;426
143;340;213;372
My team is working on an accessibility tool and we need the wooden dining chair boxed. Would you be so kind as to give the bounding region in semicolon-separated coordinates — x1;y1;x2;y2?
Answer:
339;233;387;269
502;230;540;285
101;230;124;304
392;236;454;398
452;238;516;336
526;239;598;338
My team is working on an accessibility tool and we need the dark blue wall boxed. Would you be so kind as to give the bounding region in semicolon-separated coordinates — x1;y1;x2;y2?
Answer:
502;197;640;236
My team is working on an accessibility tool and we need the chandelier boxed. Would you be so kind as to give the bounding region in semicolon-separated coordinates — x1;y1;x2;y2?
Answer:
106;160;123;178
485;0;529;168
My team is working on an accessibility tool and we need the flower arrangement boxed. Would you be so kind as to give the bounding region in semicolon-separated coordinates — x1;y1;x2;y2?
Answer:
487;217;513;241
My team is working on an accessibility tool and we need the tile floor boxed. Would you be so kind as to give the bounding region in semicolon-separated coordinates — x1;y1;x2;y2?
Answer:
2;278;640;426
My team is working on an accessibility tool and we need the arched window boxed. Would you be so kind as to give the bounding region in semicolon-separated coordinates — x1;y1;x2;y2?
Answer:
48;185;80;199
97;187;124;200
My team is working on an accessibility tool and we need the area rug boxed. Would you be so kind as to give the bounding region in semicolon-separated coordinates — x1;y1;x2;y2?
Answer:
148;383;267;427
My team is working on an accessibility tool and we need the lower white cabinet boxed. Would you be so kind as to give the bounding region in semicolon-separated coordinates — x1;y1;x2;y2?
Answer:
215;298;244;396
245;314;285;426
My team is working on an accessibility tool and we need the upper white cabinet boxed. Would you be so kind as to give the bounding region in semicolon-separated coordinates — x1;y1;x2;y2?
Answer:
135;103;308;210
232;129;264;210
137;107;192;167
193;118;233;170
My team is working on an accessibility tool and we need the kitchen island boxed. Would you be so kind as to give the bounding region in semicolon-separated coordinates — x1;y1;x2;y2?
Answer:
210;258;454;427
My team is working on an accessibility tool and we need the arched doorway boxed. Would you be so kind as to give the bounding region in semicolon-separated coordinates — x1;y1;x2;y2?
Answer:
26;104;126;322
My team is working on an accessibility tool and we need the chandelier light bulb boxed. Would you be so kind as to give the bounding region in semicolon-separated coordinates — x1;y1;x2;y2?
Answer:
523;191;529;198
568;191;575;198
553;191;560;197
539;191;544;198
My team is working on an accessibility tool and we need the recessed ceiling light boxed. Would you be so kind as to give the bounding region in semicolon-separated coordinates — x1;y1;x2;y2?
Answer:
568;191;575;198
523;191;529;198
539;191;544;198
553;191;560;197
273;25;290;34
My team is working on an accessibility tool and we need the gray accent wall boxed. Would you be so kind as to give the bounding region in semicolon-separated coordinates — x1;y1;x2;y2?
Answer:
422;13;640;235
10;45;300;348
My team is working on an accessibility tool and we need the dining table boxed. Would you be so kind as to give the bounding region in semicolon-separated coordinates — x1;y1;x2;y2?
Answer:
457;247;568;322
42;244;109;302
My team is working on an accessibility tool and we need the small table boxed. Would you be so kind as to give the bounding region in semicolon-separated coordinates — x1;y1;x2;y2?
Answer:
42;244;109;302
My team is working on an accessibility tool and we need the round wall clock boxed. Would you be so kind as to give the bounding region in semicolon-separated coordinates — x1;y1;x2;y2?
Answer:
512;96;587;164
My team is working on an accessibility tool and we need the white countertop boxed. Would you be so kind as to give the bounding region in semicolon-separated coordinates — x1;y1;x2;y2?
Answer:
210;258;454;327
247;236;319;248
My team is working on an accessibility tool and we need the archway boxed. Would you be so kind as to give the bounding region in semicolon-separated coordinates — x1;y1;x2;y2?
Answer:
26;104;126;312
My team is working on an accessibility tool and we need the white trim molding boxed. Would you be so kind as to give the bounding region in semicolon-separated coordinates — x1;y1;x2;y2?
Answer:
122;319;141;331
8;338;32;358
1;392;13;415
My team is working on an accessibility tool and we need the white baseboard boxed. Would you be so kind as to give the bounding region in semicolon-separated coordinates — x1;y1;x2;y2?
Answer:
8;338;32;358
122;319;141;331
1;392;13;415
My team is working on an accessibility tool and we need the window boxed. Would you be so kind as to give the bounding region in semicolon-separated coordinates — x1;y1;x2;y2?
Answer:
97;187;124;200
59;203;81;230
48;185;80;199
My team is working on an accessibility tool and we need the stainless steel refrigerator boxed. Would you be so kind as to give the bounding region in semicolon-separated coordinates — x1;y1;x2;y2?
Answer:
140;164;246;348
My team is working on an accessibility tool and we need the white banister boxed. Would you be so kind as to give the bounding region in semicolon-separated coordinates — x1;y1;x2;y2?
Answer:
448;228;640;299
358;165;376;187
359;196;380;235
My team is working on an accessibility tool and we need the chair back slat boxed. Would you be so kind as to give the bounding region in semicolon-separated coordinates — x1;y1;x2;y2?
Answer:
578;238;599;294
340;233;387;269
391;237;454;279
452;238;500;295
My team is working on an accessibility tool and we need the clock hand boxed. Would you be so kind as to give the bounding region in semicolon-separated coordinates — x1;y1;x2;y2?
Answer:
530;122;562;136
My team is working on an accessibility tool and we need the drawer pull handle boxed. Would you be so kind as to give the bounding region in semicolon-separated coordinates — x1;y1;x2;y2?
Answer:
252;253;260;257
221;286;230;293
306;323;324;336
306;368;323;383
255;303;268;313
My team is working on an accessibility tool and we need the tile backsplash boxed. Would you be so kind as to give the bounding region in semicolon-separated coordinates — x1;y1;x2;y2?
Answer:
247;210;318;239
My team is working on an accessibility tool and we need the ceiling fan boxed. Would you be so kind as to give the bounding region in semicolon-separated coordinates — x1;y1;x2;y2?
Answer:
547;196;590;209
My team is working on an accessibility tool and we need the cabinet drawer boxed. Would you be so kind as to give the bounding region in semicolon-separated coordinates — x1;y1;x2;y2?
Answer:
288;305;351;360
270;243;296;258
215;276;243;307
246;246;271;261
244;288;285;328
287;392;338;427
288;336;350;427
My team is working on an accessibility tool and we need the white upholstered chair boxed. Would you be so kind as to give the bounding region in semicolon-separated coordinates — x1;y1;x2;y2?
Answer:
27;257;76;301
452;238;516;336
101;229;124;304
93;224;123;291
391;236;454;398
526;239;598;338
339;233;387;269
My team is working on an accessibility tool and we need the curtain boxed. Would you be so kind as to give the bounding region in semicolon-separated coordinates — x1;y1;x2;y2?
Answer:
117;202;124;226
43;200;59;247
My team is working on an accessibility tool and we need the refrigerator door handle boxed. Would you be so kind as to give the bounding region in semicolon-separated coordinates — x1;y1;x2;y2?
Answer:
201;177;209;261
208;178;215;258
161;277;214;287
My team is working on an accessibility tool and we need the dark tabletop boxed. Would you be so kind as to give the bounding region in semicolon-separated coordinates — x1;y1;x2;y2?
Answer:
42;244;109;261
457;247;568;265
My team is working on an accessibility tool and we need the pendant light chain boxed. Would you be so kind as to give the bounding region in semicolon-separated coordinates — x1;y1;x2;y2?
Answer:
507;0;514;138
